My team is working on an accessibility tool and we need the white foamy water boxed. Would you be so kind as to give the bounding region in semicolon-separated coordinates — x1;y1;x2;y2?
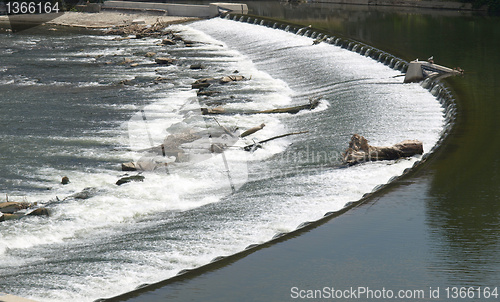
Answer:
0;18;444;302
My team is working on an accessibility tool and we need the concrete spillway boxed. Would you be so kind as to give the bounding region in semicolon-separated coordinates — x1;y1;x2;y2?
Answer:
404;59;462;83
102;1;248;18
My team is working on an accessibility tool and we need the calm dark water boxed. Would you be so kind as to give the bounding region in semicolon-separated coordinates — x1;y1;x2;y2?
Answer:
113;2;500;302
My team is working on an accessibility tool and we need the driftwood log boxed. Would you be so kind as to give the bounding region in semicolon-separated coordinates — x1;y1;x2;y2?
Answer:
0;201;49;222
0;201;31;214
103;20;170;38
243;131;308;152
254;98;320;114
343;134;423;165
240;123;265;138
201;98;321;116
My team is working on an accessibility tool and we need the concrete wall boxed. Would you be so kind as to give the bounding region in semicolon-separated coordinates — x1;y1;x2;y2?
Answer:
211;2;249;14
103;1;248;18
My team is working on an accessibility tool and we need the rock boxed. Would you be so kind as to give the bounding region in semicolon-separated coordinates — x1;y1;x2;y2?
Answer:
61;176;70;185
132;19;146;25
116;174;145;186
197;90;220;97
191;75;246;89
121;162;137;171
155;57;174;65
183;40;196;47
28;208;50;217
145;52;156;58
0;202;31;214
192;77;218;89
161;38;176;45
343;134;423;165
120;58;134;65
67;187;99;200
130;160;166;172
219;75;246;84
130;63;139;67
154;76;169;84
119;79;133;85
189;64;204;70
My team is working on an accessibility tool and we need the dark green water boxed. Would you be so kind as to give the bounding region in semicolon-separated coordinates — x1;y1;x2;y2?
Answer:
111;2;500;302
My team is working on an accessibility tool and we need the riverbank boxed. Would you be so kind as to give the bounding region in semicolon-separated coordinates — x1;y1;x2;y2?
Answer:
48;11;197;28
0;11;197;30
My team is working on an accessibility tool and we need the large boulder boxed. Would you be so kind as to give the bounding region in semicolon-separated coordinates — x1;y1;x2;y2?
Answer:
343;134;423;165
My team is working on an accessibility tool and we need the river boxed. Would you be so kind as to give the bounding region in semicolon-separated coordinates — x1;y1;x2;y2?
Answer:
1;1;499;302
107;2;500;302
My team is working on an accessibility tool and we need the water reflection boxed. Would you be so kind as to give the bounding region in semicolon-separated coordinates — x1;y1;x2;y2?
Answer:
427;163;500;286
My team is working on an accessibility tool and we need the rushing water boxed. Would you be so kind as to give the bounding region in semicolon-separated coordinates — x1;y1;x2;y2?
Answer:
0;13;446;302
120;3;500;302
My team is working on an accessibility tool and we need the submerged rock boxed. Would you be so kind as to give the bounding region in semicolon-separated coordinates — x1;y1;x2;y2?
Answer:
155;57;174;65
191;77;218;89
219;75;246;84
116;174;145;186
189;63;204;70
197;89;220;97
66;187;99;200
191;75;247;89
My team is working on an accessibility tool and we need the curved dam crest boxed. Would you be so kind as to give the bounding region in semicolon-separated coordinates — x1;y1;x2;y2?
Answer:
0;16;452;302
